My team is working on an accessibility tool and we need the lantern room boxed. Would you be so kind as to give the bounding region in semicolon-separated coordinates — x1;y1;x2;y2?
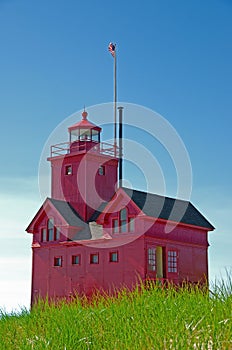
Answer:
49;110;118;159
67;110;102;154
68;110;101;143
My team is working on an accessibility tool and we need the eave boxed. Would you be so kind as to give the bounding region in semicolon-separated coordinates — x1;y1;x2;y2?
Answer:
143;215;215;232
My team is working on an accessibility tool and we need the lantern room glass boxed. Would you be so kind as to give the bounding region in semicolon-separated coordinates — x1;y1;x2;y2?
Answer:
79;129;91;141
92;129;100;142
70;128;100;143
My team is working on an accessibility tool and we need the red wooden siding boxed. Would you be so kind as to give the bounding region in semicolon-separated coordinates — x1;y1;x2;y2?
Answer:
27;112;214;304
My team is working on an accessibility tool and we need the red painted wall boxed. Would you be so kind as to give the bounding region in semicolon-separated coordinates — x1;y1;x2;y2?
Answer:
30;192;210;303
31;237;145;302
144;219;209;283
49;150;118;220
31;218;209;303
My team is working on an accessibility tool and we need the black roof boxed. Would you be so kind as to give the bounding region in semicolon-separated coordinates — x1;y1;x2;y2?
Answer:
88;202;108;222
49;188;214;232
49;198;91;239
49;198;84;226
123;188;214;230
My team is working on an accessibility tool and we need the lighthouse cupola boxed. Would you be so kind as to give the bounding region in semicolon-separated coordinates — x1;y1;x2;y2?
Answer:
68;110;102;153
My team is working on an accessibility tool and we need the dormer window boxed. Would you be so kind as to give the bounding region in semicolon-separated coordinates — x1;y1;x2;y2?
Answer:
40;219;62;242
48;218;54;241
41;228;47;242
112;208;135;233
120;208;127;233
128;217;135;232
55;227;61;241
113;219;119;233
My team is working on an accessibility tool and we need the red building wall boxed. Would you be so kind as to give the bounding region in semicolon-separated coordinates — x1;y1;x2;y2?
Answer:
144;219;209;283
49;151;118;220
31;237;145;302
27;114;213;304
31;219;209;304
30;194;210;303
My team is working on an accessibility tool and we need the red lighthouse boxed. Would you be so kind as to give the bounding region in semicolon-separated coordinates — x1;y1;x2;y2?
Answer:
48;110;118;221
26;111;214;304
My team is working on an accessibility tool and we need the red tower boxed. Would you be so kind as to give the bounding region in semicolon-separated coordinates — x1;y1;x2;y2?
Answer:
48;110;118;221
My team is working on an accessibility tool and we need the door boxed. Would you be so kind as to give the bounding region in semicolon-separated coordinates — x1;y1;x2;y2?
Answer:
156;246;166;279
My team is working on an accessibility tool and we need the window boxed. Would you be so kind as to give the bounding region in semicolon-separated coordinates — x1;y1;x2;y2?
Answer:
112;208;135;233
120;208;127;232
90;253;99;264
168;251;178;273
41;221;60;242
98;165;105;175
41;228;47;242
65;165;72;175
128;217;135;232
80;129;91;141
72;255;80;265
109;251;118;262
113;219;119;233
92;130;99;142
148;247;156;271
54;257;62;267
55;227;61;241
48;218;54;241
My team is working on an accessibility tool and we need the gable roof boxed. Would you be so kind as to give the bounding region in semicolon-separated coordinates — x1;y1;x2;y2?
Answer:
48;198;92;239
27;188;214;237
26;198;92;239
48;198;84;226
122;188;214;230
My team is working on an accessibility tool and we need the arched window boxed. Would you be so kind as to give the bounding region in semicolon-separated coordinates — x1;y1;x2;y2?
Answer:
48;218;54;241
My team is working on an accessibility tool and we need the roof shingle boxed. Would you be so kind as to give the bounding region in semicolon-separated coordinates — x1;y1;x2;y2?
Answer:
123;188;214;230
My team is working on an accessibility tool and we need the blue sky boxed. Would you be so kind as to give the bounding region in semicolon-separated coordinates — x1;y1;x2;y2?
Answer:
0;0;231;312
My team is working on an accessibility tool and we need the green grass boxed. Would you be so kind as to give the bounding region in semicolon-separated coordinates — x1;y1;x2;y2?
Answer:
0;280;231;350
